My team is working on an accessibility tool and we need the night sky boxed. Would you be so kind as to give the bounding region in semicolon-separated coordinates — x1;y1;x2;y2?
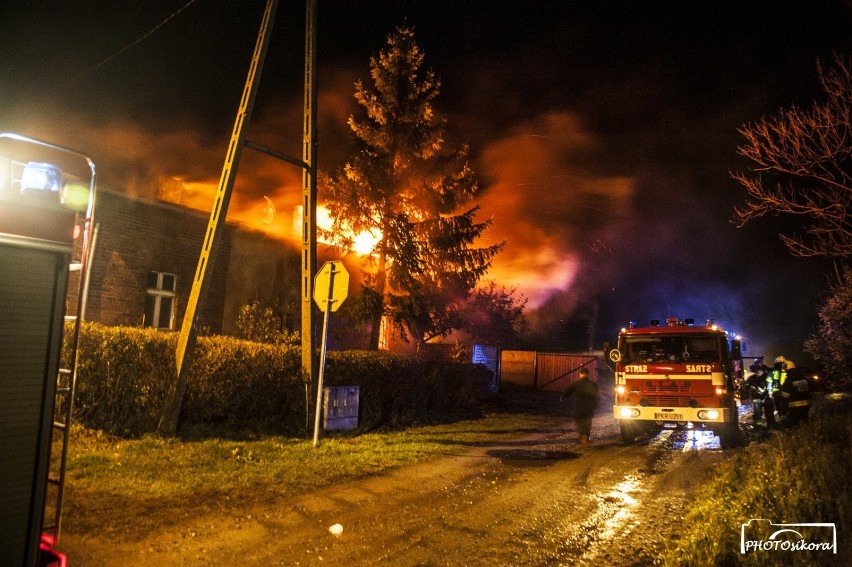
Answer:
2;0;850;361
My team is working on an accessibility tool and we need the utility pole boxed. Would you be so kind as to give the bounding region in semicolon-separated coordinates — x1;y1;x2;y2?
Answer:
302;0;319;413
158;0;279;435
245;0;318;429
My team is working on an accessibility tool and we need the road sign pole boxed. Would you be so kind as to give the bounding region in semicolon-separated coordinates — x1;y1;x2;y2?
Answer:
312;265;337;447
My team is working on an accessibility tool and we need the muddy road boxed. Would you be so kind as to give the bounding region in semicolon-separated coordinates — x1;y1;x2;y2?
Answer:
63;409;728;566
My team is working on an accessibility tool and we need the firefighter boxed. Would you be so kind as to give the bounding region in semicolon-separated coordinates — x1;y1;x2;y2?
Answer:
769;356;788;421
777;358;812;427
560;367;600;451
743;361;774;426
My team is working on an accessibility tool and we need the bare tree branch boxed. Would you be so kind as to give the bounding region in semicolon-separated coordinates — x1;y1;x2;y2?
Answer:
731;54;852;258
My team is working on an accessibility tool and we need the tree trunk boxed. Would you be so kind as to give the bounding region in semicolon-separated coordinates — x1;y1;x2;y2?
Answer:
368;242;389;349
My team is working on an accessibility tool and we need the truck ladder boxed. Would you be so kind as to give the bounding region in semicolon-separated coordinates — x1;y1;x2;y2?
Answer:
43;207;96;540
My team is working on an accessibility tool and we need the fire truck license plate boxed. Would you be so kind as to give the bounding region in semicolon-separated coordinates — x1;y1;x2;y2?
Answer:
654;412;683;421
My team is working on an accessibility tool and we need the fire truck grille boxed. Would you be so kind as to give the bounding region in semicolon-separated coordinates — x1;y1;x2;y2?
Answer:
645;381;691;392
645;395;694;407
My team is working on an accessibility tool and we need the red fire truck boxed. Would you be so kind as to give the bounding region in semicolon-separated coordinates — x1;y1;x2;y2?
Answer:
609;317;742;448
0;132;96;566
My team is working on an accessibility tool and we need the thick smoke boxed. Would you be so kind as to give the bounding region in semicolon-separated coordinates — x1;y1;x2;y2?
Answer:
4;93;760;352
0;31;832;359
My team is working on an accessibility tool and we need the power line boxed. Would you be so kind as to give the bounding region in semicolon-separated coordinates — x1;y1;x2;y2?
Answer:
65;0;200;85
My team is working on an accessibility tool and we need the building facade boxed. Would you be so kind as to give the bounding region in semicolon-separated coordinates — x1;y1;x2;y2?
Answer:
72;188;301;336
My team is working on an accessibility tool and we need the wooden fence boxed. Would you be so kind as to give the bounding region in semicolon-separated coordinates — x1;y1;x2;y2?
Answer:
500;350;599;392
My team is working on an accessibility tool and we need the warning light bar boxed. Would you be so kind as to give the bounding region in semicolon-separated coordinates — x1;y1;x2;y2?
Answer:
21;162;62;194
1;132;96;215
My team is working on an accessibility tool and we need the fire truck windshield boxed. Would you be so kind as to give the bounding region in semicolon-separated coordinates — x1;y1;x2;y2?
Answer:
623;334;720;364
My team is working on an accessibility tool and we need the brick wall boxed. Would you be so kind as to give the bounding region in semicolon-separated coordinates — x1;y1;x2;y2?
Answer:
222;228;301;335
78;189;231;333
69;188;304;337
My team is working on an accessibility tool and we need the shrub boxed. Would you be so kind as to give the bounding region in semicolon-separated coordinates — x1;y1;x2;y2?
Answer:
325;351;493;429
181;336;305;434
804;265;852;390
69;323;492;437
71;324;176;435
234;300;299;345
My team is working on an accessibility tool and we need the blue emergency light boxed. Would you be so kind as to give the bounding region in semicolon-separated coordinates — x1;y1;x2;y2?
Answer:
20;161;63;194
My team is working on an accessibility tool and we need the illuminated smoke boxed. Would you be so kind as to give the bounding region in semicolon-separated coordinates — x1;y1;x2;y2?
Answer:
0;77;808;355
9;95;644;344
475;111;635;310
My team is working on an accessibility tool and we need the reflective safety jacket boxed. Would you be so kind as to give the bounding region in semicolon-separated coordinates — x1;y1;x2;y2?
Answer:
744;371;770;398
779;368;811;408
768;369;785;395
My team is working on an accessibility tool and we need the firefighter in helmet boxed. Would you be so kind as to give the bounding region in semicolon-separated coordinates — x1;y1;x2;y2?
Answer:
777;358;812;427
769;356;788;422
742;360;775;426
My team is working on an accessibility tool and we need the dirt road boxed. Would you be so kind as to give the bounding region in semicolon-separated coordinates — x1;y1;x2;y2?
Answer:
62;409;728;566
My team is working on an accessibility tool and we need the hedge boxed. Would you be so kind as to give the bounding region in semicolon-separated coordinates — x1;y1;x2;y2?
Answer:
67;323;493;437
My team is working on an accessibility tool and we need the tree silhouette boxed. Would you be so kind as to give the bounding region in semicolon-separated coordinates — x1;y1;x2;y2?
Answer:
733;54;852;384
732;54;851;258
323;27;502;349
804;265;852;387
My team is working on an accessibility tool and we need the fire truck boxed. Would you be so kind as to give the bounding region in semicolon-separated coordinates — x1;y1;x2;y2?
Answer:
0;132;96;566
609;317;742;448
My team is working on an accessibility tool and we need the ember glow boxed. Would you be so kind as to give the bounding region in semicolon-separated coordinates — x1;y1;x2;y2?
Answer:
351;229;381;256
292;205;381;255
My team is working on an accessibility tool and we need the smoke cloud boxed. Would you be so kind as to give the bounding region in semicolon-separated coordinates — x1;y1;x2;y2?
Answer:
475;111;635;311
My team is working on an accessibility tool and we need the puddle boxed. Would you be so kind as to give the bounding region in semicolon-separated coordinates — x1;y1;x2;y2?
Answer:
667;429;720;451
486;448;580;467
597;475;642;539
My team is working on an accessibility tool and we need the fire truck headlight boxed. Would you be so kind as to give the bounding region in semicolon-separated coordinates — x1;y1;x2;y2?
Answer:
616;385;626;395
619;407;640;418
21;162;62;194
698;409;719;420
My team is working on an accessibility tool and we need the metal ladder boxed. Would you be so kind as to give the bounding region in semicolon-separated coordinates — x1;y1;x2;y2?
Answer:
43;210;96;541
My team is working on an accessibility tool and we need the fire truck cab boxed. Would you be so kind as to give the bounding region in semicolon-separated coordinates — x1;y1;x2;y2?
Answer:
609;317;741;448
0;132;96;566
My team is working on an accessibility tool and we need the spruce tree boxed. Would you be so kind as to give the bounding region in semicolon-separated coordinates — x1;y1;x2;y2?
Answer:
323;27;502;349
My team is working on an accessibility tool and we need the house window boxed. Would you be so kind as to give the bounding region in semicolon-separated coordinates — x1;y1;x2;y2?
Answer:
145;271;176;329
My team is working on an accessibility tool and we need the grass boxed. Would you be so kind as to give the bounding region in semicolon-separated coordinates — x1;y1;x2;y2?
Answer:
660;393;851;567
61;389;850;564
61;411;559;537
